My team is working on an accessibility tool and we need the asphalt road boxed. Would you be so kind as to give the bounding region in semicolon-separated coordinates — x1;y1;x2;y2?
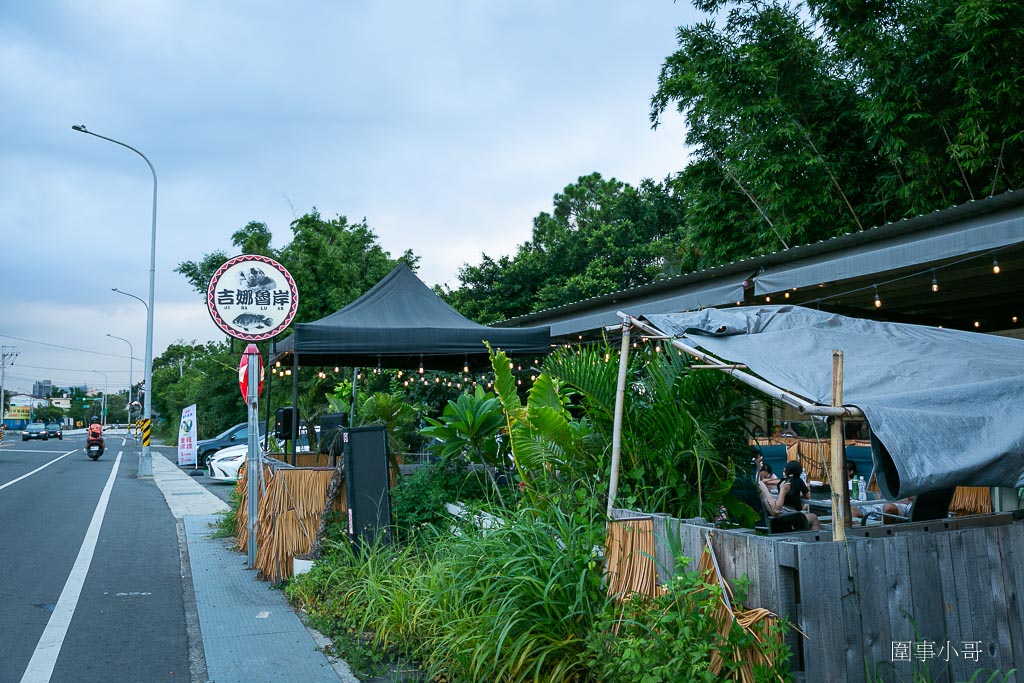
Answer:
0;434;191;682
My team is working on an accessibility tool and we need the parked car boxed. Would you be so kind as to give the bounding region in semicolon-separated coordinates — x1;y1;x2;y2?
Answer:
197;422;265;468
22;423;49;441
45;423;63;439
207;426;318;483
207;443;248;483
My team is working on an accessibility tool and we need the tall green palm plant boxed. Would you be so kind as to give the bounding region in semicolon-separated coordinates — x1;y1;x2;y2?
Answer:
544;342;753;519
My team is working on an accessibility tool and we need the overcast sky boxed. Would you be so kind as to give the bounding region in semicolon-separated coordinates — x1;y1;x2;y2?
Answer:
0;1;697;397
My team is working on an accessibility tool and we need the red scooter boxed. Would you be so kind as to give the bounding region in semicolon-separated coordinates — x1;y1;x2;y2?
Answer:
86;420;105;460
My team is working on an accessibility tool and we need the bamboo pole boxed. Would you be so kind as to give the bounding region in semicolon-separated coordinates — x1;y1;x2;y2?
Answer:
607;321;632;518
830;351;847;542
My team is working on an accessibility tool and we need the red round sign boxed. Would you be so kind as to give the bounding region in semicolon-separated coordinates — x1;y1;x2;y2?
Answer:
238;345;265;399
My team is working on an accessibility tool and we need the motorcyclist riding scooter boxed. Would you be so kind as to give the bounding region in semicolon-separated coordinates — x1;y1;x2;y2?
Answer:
86;416;105;460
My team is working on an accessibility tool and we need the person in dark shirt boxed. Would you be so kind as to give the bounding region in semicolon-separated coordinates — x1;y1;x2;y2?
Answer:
755;457;821;530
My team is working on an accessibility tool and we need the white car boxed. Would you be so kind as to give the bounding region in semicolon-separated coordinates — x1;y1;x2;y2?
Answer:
207;443;249;483
207;426;319;483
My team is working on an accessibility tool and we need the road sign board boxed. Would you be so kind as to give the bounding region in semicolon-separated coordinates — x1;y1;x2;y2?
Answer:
207;254;299;341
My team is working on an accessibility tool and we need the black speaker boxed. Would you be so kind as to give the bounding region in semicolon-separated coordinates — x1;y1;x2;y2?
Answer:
319;413;348;456
274;407;297;440
344;425;392;548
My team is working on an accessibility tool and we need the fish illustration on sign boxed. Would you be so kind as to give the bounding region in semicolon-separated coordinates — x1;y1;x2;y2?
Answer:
238;267;276;290
232;313;274;331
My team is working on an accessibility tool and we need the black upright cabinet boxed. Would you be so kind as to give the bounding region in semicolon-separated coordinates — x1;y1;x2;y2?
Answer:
343;425;392;547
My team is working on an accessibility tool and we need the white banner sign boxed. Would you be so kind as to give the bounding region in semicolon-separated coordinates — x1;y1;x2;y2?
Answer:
177;404;198;466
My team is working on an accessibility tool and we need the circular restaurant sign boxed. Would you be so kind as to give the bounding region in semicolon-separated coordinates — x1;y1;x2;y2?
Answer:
206;254;299;341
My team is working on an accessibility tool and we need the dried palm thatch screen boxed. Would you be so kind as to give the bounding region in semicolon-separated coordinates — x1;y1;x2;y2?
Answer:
950;486;992;516
237;465;347;583
236;462;273;552
604;516;658;602
603;521;789;683
697;539;789;682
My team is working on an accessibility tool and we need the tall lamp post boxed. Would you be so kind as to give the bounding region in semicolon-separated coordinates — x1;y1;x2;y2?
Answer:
91;371;109;427
75;125;157;477
106;333;134;405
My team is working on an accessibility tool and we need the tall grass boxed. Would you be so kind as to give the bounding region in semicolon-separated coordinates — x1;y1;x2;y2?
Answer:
287;502;609;681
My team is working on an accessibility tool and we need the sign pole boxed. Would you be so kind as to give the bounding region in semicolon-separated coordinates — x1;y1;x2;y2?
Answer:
245;344;261;568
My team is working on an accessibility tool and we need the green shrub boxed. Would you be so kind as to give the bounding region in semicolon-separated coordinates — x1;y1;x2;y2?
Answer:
587;566;793;683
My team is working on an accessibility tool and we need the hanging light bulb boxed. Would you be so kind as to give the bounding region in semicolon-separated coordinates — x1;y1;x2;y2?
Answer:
285;369;292;376
334;366;340;373
435;376;440;383
516;379;522;385
873;285;882;308
403;380;408;387
931;271;939;293
418;357;424;374
974;321;981;328
357;372;362;380
765;295;771;303
463;363;469;374
1012;316;1019;324
275;361;281;368
456;382;461;389
993;256;1001;274
654;344;661;353
397;370;403;378
530;374;536;381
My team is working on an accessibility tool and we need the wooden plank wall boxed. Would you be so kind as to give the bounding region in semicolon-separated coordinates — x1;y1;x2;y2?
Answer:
611;508;1024;681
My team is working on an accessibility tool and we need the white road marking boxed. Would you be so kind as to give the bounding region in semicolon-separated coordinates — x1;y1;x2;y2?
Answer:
20;451;123;683
0;450;78;491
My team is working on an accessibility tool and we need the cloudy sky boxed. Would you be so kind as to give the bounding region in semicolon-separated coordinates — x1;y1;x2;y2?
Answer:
0;1;697;397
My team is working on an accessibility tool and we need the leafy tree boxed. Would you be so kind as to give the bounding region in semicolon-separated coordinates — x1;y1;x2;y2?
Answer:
446;173;688;323
32;405;64;424
652;0;1024;268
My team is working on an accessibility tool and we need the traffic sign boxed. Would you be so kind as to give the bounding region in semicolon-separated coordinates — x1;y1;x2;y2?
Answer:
238;344;265;399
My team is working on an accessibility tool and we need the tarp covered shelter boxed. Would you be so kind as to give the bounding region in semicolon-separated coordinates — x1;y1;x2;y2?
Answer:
639;305;1024;500
272;263;552;370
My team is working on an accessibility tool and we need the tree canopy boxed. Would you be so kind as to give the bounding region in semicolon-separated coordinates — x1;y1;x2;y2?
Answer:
651;0;1024;267
445;173;689;324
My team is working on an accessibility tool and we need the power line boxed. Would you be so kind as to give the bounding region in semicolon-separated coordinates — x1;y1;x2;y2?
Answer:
0;333;130;360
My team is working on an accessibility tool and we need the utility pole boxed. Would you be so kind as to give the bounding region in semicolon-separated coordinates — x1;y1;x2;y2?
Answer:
0;346;17;427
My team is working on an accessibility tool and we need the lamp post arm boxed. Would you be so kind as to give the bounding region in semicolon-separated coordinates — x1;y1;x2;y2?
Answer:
75;124;157;477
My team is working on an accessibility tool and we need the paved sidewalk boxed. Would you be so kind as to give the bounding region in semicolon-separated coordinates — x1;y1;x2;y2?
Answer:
151;453;353;683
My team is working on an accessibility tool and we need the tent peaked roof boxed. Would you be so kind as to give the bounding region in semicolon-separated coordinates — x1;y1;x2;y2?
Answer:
272;263;551;369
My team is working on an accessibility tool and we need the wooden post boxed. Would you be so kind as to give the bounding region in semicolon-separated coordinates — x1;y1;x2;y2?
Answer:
607;322;632;518
830;351;847;541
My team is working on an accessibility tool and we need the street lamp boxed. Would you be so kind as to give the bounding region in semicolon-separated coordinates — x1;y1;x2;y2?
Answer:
91;370;108;427
106;333;134;404
75;125;157;477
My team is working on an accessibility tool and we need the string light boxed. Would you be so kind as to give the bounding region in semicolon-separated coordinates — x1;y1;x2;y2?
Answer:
873;285;882;308
418;356;424;374
397;370;403;378
1013;316;1019;324
765;295;771;303
993;256;1001;274
275;361;281;368
931;270;939;293
784;291;790;299
285;368;292;376
974;321;981;328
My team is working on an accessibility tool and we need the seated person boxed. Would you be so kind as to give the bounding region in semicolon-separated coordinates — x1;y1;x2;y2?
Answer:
755;457;821;530
850;475;912;524
758;461;780;489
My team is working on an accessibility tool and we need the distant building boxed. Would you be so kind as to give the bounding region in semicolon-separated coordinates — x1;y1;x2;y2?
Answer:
33;380;52;398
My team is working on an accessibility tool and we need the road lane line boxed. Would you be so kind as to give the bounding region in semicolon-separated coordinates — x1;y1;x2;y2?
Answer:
0;450;78;491
20;451;123;683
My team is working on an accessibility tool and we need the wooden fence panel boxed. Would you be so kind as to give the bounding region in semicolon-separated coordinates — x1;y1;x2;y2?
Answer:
612;508;1024;682
904;531;949;681
983;526;1016;676
997;523;1024;674
796;541;847;682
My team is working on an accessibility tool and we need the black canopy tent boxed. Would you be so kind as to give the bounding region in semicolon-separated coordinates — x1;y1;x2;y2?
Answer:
271;263;552;370
267;264;551;452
